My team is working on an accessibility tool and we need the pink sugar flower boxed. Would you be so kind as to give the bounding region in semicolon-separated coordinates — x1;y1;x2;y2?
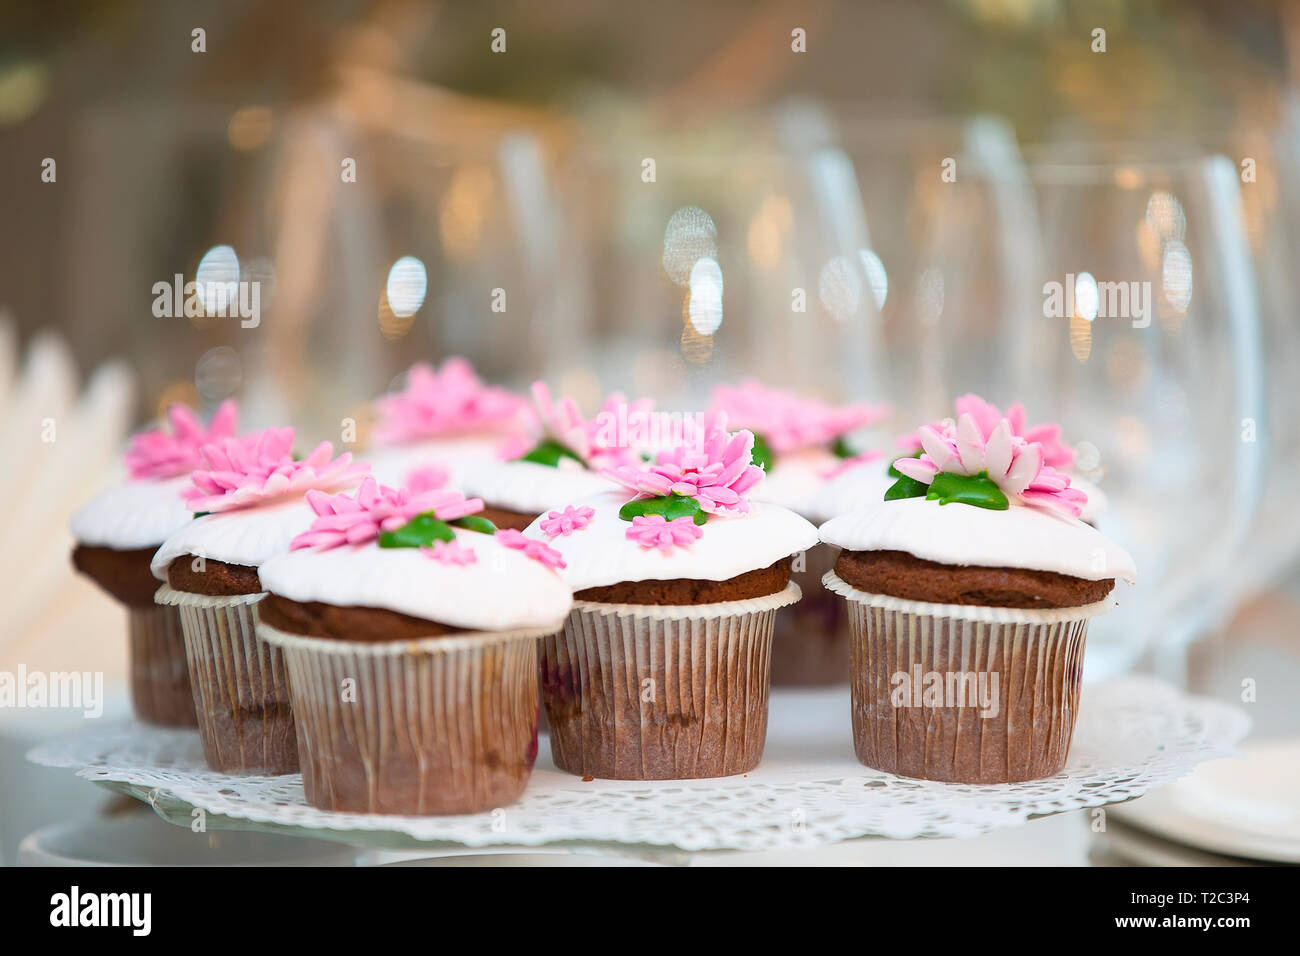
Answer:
625;515;703;554
502;382;651;469
403;463;449;493
125;400;239;480
896;394;1076;471
708;381;889;456
496;529;566;570
894;414;1087;518
539;504;595;538
183;427;368;514
291;477;483;551
372;358;527;446
602;426;764;516
422;540;478;566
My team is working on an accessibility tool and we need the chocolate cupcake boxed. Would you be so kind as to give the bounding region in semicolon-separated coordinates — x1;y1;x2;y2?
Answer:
256;479;571;815
708;381;890;687
528;426;818;780
460;383;648;529
364;358;528;489
150;427;367;775
69;401;238;726
819;409;1136;784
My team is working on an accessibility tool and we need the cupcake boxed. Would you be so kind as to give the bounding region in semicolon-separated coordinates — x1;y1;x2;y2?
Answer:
69;401;238;725
819;409;1136;783
364;358;527;488
256;479;571;814
460;383;649;530
150;427;368;774
708;381;889;686
527;426;819;780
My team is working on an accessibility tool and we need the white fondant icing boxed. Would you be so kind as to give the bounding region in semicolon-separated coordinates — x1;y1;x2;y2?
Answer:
809;463;897;523
150;497;317;581
257;530;572;633
1070;474;1108;524
523;489;819;592
364;435;506;488
752;451;835;518
817;496;1136;583
70;477;194;550
460;459;613;515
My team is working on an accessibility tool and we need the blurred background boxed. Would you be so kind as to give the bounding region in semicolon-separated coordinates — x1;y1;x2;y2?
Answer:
1;0;1297;865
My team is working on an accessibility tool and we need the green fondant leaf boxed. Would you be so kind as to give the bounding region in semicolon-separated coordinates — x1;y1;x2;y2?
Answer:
378;512;455;548
887;458;905;479
516;438;585;468
749;433;775;473
831;436;854;459
452;515;496;535
924;471;1009;510
619;492;703;524
884;475;928;501
193;511;210;519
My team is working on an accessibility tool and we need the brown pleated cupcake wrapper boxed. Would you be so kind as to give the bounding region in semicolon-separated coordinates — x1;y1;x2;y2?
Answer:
542;582;801;781
771;543;850;687
258;623;552;816
126;604;197;727
155;584;297;776
824;570;1112;784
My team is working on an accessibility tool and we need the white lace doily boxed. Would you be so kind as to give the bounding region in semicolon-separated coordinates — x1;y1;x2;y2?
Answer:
29;677;1248;852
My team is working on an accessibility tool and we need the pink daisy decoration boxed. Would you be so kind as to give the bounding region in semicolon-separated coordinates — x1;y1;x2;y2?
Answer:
539;504;595;538
895;394;1076;471
625;515;703;554
602;426;764;517
183;427;369;514
422;540;478;566
125;400;239;480
502;382;651;470
372;358;527;446
291;477;484;551
496;529;566;570
894;414;1087;518
708;381;889;456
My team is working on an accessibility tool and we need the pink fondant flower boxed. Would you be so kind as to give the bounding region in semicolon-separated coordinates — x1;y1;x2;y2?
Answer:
896;394;1076;471
894;414;1087;517
539;505;595;538
291;477;483;550
502;382;651;469
183;427;368;514
625;515;703;554
125;400;239;480
822;449;885;480
372;358;527;446
496;529;566;570
708;381;889;456
422;540;478;566
602;426;764;516
403;463;449;493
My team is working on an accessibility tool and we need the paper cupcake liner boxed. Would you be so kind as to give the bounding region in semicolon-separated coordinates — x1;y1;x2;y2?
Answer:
770;543;850;687
541;582;801;780
824;570;1104;783
259;622;549;815
126;604;197;727
155;584;297;775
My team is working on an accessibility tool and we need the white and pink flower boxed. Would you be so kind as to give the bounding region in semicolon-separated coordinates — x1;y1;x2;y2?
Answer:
602;427;765;517
502;382;651;470
894;414;1087;518
539;504;595;538
290;476;483;551
625;514;703;554
372;358;527;446
708;380;889;456
125;400;239;480
422;540;478;566
496;529;566;570
897;394;1076;471
183;427;368;514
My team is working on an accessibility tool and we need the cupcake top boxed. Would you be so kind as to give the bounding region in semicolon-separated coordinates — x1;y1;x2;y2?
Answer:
150;426;368;580
71;401;238;550
818;409;1135;583
258;479;571;632
707;380;888;517
524;427;819;591
461;382;651;514
370;358;527;447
